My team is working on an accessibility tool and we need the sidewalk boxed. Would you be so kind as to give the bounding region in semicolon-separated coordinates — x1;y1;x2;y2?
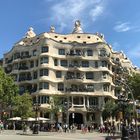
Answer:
0;130;121;140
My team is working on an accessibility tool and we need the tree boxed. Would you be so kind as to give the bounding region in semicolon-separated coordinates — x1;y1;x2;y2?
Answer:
13;92;34;119
50;95;63;122
0;67;19;120
102;100;118;121
127;73;140;100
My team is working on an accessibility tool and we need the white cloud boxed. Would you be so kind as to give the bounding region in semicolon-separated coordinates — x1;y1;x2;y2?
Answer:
43;0;108;32
114;22;133;32
89;5;104;22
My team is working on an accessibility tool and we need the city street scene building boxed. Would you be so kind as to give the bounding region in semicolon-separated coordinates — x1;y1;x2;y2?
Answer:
3;20;140;126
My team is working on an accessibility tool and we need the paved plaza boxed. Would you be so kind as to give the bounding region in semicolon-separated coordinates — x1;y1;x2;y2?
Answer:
0;130;121;140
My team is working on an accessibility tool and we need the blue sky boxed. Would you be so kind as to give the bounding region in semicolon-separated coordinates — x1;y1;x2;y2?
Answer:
0;0;140;67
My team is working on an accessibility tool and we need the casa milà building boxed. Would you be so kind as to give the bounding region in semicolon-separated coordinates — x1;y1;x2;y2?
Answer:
3;20;139;126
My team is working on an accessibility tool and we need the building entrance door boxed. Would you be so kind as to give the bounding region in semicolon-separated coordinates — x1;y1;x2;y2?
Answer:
69;113;83;128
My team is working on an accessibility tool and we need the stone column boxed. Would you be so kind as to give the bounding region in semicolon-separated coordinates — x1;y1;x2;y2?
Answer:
72;96;74;107
40;96;41;104
96;112;103;126
99;97;104;110
83;96;85;107
87;96;89;108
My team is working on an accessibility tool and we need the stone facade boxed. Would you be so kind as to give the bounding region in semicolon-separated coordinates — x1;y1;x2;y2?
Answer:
3;21;140;126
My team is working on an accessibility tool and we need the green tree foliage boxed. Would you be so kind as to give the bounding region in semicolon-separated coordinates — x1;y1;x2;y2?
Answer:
102;99;133;122
102;100;118;120
0;67;18;109
13;92;34;119
127;73;140;100
50;95;63;122
0;67;34;120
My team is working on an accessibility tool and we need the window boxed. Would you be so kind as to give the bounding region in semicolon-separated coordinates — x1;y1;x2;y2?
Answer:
54;59;58;66
13;63;18;70
30;61;34;68
40;57;49;64
101;61;107;67
58;83;64;91
39;96;49;104
75;49;82;56
56;71;62;78
41;46;48;53
39;82;49;89
13;52;20;60
89;97;98;105
36;60;38;67
5;58;8;64
21;51;29;58
86;72;94;79
95;61;98;68
19;62;28;70
82;61;89;67
99;49;109;57
73;97;83;104
33;50;37;56
103;84;110;91
60;60;68;67
33;71;37;79
87;49;93;56
44;82;49;89
40;69;48;76
102;72;108;79
87;84;94;92
59;49;65;55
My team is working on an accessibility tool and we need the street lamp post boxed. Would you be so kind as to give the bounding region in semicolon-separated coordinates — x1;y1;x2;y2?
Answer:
33;100;40;134
64;102;68;124
118;94;129;140
116;79;139;140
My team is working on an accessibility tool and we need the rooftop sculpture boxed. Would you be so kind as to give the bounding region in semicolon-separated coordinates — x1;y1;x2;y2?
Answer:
25;27;36;38
50;26;55;33
72;20;83;34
